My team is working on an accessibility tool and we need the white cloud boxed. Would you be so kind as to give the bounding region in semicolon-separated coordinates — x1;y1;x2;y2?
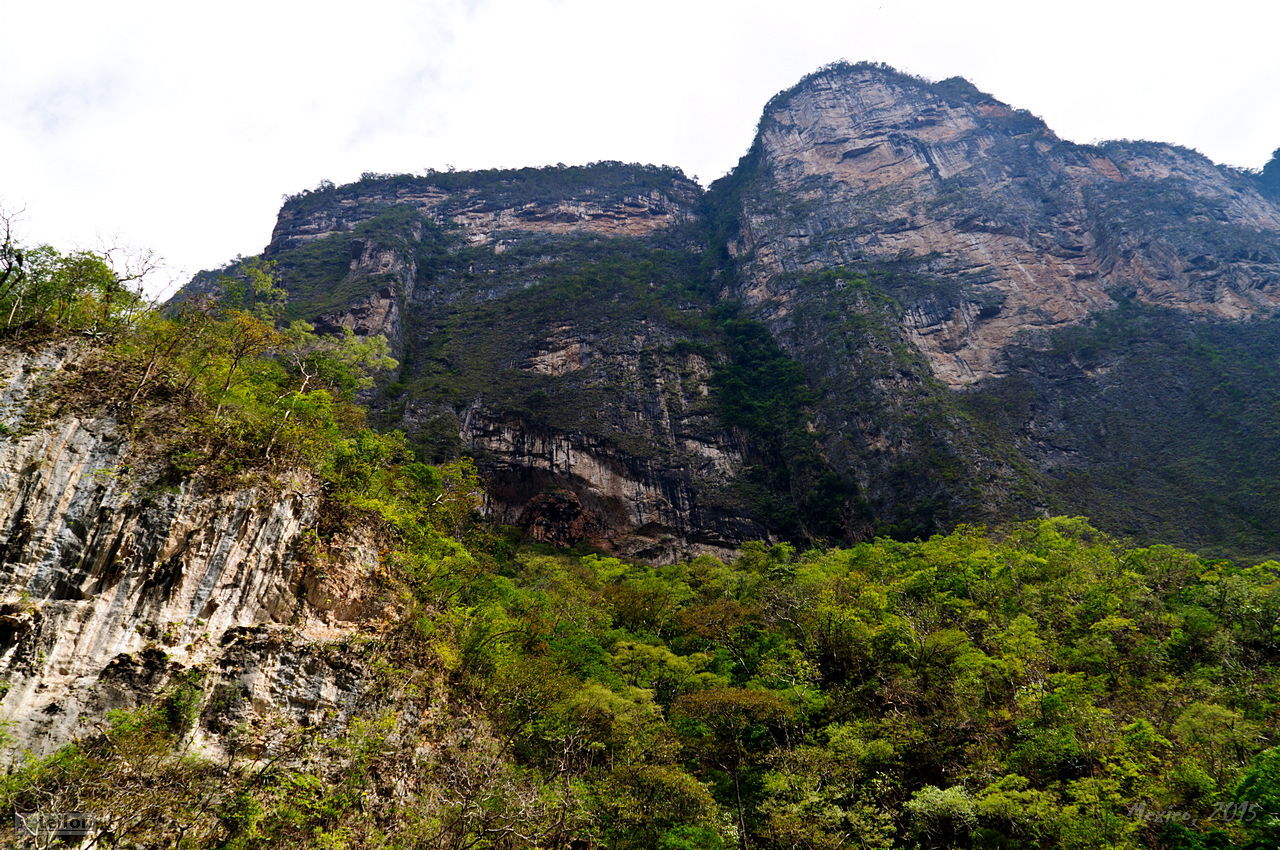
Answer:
3;0;1278;289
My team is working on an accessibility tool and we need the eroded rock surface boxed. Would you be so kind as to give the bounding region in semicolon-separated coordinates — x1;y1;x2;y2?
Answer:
0;345;379;757
171;67;1280;559
733;63;1280;385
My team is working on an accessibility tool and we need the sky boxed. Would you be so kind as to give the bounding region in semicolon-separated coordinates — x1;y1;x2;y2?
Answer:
3;0;1279;296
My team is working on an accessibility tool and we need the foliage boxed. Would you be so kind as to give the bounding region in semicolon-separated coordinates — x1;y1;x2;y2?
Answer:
1255;148;1280;198
963;300;1280;561
0;236;147;337
395;517;1280;848
710;313;860;543
279;161;694;219
11;253;412;506
10;232;1280;847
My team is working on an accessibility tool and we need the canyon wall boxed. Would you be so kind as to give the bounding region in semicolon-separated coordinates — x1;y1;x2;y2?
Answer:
176;65;1280;559
0;343;378;756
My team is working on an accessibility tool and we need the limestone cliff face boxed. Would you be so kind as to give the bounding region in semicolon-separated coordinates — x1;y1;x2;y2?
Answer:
174;67;1280;559
404;306;765;560
732;63;1280;385
458;374;756;563
270;177;697;253
221;165;766;559
0;344;378;757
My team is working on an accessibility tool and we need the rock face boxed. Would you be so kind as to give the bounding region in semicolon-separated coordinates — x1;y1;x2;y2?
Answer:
460;401;753;562
0;344;378;757
22;58;1280;766
178;64;1280;560
273;184;695;251
732;63;1280;386
233;164;769;559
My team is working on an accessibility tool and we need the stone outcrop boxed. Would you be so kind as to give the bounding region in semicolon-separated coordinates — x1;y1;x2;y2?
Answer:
173;64;1280;559
731;63;1280;385
0;343;380;757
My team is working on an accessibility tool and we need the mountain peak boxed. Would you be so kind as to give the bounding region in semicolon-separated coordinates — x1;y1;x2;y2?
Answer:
733;61;1280;388
759;59;1051;145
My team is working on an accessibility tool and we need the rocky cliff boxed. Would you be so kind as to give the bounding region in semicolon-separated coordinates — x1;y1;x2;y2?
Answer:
179;64;1280;561
197;164;771;561
730;62;1280;385
716;61;1280;556
0;342;378;756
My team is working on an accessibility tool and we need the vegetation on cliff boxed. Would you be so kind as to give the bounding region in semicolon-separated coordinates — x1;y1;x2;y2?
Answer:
965;299;1280;562
1257;148;1280;199
279;162;696;219
5;238;1280;849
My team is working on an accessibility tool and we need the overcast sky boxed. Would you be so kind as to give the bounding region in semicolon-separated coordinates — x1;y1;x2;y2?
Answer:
3;0;1279;295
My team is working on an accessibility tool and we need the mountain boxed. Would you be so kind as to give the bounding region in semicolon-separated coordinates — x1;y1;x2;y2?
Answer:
217;164;770;562
7;61;1280;848
177;62;1280;562
718;62;1280;559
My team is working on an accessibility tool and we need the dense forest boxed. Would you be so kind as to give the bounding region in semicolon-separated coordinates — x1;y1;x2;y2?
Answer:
2;236;1280;849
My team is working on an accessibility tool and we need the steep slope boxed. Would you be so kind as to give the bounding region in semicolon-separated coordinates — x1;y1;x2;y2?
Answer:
199;164;773;561
713;61;1280;557
963;303;1280;560
0;342;379;756
181;63;1280;560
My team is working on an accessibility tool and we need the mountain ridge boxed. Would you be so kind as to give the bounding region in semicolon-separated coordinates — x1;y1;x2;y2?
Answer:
6;61;1280;848
177;60;1280;562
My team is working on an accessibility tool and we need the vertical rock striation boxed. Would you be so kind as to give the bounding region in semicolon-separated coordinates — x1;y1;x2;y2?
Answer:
731;62;1280;385
172;65;1280;559
0;344;378;757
